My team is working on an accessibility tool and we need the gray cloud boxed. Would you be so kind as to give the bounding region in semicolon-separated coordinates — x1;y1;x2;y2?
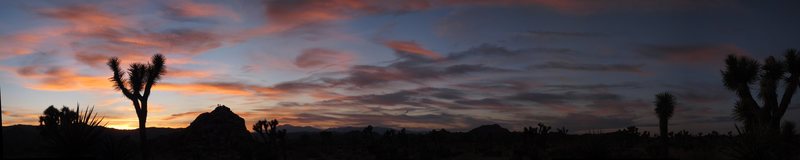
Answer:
636;44;743;64
542;82;641;91
528;61;645;73
294;48;351;68
509;91;622;105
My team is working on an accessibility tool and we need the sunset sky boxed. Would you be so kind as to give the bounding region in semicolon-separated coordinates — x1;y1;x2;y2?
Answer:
1;0;799;132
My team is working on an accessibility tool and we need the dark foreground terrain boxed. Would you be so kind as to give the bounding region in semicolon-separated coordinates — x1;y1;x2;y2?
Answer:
3;106;799;160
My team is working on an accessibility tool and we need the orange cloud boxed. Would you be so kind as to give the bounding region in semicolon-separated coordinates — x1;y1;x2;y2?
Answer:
127;30;221;54
75;48;200;68
28;4;223;68
0;27;71;60
383;40;442;59
157;83;252;95
165;68;213;79
104;116;189;129
1;110;41;126
241;0;430;37
163;111;204;120
13;66;110;91
0;34;43;57
639;44;747;64
156;82;286;97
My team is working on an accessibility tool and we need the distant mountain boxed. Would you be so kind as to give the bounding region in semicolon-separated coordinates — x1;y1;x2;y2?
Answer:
468;124;510;135
103;127;182;140
277;124;322;133
324;126;395;133
2;125;47;158
2;124;181;158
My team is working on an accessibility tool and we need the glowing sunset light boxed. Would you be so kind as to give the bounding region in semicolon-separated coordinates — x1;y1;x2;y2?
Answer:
0;0;799;135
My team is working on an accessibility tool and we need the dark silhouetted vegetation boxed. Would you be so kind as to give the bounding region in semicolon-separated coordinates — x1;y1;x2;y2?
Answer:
253;118;287;160
38;105;105;158
107;54;166;160
3;116;799;160
722;49;800;160
654;92;676;157
100;135;137;160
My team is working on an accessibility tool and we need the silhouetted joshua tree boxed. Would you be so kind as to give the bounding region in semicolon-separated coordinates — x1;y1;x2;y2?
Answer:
654;92;675;156
522;123;554;159
722;50;799;132
722;49;800;159
106;54;165;160
253;118;287;160
39;105;105;157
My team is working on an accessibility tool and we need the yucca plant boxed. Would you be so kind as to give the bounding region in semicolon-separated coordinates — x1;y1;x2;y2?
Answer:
38;104;105;157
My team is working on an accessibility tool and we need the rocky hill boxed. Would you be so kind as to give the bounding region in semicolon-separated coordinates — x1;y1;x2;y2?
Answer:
468;124;510;135
154;105;255;160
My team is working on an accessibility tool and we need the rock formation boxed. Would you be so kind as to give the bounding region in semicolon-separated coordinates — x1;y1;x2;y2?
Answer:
158;105;254;160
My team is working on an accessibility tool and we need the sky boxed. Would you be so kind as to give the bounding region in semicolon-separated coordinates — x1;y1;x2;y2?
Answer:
1;0;799;133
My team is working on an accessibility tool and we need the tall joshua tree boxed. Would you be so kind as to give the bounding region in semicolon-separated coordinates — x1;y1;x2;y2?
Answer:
107;54;165;160
654;92;676;139
654;92;675;157
721;49;798;133
253;118;287;160
723;50;800;160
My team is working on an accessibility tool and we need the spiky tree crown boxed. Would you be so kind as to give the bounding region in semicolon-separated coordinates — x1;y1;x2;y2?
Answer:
654;92;675;119
106;54;166;100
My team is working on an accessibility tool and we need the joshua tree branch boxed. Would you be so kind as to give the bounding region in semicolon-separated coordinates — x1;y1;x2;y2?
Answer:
759;56;783;119
737;84;761;114
143;54;165;99
131;98;142;115
777;75;798;122
108;58;135;100
778;49;799;125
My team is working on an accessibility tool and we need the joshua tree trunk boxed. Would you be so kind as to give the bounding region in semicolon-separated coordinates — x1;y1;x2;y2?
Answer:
659;118;669;156
654;92;675;158
139;116;147;160
139;101;149;159
659;119;668;140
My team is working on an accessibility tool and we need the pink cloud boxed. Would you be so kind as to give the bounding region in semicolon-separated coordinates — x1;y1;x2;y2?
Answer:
163;111;204;120
163;0;241;21
439;0;737;15
12;66;110;91
294;48;354;69
36;5;129;29
26;4;226;68
639;44;747;64
383;40;442;59
242;0;430;37
165;68;213;79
